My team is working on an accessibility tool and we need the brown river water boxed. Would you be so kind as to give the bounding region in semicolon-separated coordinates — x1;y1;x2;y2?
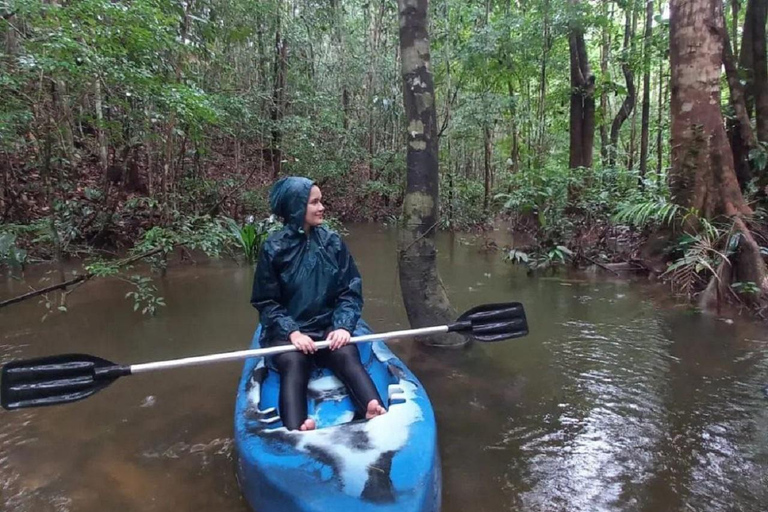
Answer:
1;224;767;512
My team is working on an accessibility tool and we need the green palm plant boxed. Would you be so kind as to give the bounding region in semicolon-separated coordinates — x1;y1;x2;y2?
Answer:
225;216;278;264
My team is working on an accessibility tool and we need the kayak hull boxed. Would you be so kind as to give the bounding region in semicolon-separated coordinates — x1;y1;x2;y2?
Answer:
234;323;441;512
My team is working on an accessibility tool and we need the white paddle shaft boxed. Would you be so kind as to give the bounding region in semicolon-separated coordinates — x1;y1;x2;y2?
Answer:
129;325;450;374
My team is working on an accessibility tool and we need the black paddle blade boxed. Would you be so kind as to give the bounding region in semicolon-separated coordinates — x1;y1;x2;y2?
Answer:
1;354;127;410
448;302;529;342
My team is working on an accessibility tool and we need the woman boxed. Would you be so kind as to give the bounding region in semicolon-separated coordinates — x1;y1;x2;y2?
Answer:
251;176;387;431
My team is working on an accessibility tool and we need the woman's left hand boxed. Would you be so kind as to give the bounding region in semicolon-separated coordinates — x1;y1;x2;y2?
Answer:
328;329;351;350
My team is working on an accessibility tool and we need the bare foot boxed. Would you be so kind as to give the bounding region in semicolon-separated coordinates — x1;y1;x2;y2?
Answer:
299;418;316;431
365;400;387;420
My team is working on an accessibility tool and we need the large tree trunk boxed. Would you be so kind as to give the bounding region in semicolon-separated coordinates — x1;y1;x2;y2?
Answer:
396;0;466;347
639;0;653;179
609;3;636;168
568;0;596;170
669;0;768;306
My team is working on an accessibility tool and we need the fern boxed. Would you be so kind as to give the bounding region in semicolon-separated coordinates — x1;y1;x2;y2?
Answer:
613;200;681;227
662;233;726;297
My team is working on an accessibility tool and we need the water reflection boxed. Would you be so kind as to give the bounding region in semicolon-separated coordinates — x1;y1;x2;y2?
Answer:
1;225;767;512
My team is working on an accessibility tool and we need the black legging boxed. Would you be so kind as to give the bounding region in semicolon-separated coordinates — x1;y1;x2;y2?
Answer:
273;344;383;431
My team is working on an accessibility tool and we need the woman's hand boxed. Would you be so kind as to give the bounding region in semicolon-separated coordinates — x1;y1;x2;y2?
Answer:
327;329;351;350
289;331;316;354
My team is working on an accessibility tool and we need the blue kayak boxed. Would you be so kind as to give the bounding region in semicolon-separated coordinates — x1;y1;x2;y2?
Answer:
234;322;441;512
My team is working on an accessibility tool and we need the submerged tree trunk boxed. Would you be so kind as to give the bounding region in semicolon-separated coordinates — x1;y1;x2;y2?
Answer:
396;0;466;347
669;0;768;306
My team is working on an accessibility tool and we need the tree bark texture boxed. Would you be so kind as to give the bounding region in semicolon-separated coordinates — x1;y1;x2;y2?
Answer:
568;1;596;170
738;0;756;116
750;0;768;142
639;0;654;178
722;12;757;188
609;3;636;168
396;0;466;347
669;0;768;305
270;2;286;178
599;0;610;164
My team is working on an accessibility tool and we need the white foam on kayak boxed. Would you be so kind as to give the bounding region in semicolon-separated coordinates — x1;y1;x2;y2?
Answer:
288;377;423;497
245;342;427;498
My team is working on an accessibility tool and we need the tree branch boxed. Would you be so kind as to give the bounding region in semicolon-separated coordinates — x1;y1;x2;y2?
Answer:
0;247;165;309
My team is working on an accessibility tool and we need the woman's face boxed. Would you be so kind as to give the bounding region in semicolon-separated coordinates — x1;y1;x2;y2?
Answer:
304;185;325;229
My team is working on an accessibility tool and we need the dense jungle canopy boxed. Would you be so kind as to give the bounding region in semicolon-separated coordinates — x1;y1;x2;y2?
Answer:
1;0;768;317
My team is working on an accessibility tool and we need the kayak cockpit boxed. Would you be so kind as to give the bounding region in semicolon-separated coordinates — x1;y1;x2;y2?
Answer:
244;341;408;430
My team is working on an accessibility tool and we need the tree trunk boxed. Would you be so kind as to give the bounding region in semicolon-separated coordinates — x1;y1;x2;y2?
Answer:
657;12;665;176
94;79;109;182
271;1;286;178
751;0;768;142
732;0;740;58
722;11;757;188
396;0;466;347
639;0;654;179
536;2;551;168
669;0;768;306
599;0;610;164
483;124;492;212
739;0;756;116
568;0;596;171
609;2;637;168
331;0;350;131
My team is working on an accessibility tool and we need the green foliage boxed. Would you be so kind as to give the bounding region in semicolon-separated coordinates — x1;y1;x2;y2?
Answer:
662;218;725;298
731;281;761;296
504;244;572;273
613;200;681;228
125;275;165;315
441;177;487;229
225;216;279;264
0;232;28;269
748;141;768;172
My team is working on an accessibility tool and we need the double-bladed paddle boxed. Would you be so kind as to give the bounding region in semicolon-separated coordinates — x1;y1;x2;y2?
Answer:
1;302;528;411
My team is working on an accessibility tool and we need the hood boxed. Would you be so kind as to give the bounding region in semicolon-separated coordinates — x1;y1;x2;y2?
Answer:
269;176;315;230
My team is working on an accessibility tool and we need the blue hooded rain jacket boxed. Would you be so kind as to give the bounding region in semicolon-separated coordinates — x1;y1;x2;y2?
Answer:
250;177;363;346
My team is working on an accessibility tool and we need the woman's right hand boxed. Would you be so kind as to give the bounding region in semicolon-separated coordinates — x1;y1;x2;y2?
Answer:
289;331;316;354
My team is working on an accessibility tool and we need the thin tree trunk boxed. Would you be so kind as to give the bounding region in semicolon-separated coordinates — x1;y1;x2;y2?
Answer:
535;0;551;167
600;0;611;164
751;0;768;142
271;1;286;178
331;0;350;131
722;10;757;187
483;125;492;212
568;0;596;171
639;0;654;179
609;2;637;168
732;0;740;58
396;0;466;347
94;78;108;181
669;0;768;306
739;0;756;116
657;23;665;175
